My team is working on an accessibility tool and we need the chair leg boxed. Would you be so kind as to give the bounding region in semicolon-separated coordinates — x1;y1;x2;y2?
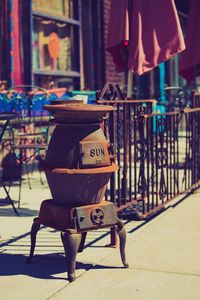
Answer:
35;153;45;185
25;162;32;190
2;183;19;216
116;220;129;268
38;164;44;185
18;173;22;209
26;221;41;263
61;231;82;282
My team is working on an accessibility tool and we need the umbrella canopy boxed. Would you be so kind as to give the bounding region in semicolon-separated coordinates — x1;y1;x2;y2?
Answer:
106;0;185;76
179;0;200;82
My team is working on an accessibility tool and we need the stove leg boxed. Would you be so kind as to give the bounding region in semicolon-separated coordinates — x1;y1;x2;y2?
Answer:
61;232;82;282
116;220;129;268
26;221;41;263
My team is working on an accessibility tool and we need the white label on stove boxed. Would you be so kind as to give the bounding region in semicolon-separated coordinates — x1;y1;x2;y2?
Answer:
79;141;110;166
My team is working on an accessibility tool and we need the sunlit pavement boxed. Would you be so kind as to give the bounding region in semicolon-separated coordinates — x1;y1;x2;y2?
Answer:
1;171;200;300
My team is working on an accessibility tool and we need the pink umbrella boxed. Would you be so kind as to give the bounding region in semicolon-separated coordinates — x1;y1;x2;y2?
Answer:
179;0;200;82
106;0;185;78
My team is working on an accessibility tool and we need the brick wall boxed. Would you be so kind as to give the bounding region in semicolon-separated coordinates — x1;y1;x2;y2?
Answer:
103;0;124;86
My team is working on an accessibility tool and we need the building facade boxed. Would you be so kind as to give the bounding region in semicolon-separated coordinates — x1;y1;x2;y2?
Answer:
0;0;189;98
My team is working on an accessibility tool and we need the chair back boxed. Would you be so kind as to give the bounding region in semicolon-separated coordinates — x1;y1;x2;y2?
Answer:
5;85;51;143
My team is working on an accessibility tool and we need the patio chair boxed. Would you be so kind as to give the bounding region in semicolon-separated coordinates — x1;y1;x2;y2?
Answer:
0;177;19;215
1;150;21;214
0;91;16;152
0;111;19;215
6;86;51;208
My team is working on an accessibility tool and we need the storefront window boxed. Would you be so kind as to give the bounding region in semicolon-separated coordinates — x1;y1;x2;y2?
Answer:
32;0;80;89
32;17;79;72
34;74;79;90
32;0;78;19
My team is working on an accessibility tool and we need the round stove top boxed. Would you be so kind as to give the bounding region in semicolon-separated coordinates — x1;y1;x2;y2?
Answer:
44;103;113;123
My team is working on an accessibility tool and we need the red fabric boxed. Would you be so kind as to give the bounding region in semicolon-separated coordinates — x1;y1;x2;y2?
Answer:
12;0;23;85
106;0;185;75
179;0;200;82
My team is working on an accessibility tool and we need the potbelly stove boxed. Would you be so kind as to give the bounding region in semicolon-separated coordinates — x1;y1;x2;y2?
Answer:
26;102;129;282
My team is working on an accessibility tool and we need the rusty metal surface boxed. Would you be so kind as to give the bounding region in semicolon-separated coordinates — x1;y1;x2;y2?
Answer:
27;199;128;282
44;103;117;206
73;201;118;231
44;103;114;112
79;140;110;167
27;100;127;283
45;170;111;205
44;103;114;124
50;164;118;174
38;199;74;229
44;124;109;169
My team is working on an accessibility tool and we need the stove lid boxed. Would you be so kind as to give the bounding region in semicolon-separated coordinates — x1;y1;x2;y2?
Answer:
44;103;114;123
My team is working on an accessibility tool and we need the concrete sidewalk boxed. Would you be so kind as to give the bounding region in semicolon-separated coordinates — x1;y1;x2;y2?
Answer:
1;173;200;300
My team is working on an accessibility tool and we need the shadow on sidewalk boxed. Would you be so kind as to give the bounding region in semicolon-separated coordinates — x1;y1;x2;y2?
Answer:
0;252;122;280
0;199;39;217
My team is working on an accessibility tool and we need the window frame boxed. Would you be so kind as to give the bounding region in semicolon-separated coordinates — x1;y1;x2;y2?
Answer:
31;0;81;88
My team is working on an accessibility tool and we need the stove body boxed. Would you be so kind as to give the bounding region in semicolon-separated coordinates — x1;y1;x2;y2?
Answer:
26;103;128;282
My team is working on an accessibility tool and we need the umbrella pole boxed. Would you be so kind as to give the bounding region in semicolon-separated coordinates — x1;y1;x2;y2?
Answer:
122;70;133;200
127;70;133;98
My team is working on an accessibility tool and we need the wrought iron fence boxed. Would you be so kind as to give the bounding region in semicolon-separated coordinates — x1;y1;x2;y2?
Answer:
98;98;200;220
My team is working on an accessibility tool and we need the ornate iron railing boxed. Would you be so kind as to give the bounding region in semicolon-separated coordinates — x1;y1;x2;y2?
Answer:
98;98;200;220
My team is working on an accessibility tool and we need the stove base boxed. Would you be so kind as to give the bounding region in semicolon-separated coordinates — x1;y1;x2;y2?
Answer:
26;199;129;282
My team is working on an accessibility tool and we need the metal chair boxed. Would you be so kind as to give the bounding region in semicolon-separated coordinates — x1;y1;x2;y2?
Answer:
6;86;51;208
1;150;21;215
0;114;19;215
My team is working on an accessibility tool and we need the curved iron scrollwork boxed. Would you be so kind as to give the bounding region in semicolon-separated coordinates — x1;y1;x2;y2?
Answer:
97;82;126;100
